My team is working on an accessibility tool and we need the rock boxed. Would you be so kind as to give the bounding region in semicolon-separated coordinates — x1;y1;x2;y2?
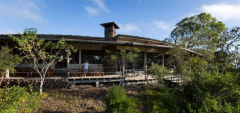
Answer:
69;84;75;89
1;79;71;89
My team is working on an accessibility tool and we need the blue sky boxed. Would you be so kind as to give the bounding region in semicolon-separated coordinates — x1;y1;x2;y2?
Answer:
0;0;240;40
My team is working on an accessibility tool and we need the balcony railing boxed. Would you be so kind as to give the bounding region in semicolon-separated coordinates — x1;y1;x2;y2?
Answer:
10;67;145;78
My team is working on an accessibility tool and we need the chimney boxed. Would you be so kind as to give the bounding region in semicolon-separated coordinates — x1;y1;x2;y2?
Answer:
100;22;120;38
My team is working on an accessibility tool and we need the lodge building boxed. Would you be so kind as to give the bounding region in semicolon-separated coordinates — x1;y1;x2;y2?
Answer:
0;22;198;84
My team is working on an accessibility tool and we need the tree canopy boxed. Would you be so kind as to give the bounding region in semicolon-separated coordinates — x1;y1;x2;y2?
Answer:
170;13;226;59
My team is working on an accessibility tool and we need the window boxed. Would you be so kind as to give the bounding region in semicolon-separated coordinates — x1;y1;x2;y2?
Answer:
147;52;163;67
136;52;144;69
70;49;79;64
93;55;101;64
81;50;103;64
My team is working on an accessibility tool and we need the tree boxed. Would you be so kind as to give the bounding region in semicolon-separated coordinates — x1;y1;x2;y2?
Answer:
9;28;76;94
217;27;240;74
163;38;173;44
103;48;141;76
170;13;226;60
0;46;22;87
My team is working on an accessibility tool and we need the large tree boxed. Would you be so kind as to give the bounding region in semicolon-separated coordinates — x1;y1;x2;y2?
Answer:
170;13;226;60
10;28;76;94
217;27;240;74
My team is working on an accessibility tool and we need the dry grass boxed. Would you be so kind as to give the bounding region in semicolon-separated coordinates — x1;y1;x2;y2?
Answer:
37;84;145;113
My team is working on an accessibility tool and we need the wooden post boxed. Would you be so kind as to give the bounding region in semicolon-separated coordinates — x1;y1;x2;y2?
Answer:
144;48;147;76
162;53;164;67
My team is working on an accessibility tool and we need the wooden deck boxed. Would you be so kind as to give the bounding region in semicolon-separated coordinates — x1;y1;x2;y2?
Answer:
6;74;158;85
68;75;125;83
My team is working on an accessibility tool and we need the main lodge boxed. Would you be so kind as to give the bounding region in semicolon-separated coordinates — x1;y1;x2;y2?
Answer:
0;22;199;85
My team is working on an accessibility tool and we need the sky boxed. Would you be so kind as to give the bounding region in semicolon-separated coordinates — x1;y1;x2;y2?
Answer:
0;0;240;41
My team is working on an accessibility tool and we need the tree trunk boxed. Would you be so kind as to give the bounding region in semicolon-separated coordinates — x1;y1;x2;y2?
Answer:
40;80;43;95
122;65;125;77
0;71;7;87
0;75;4;87
122;58;126;77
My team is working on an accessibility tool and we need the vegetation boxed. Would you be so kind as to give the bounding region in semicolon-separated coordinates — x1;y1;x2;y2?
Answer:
147;13;240;112
0;85;41;112
105;84;138;113
0;46;22;87
1;12;240;112
104;47;141;76
9;28;76;94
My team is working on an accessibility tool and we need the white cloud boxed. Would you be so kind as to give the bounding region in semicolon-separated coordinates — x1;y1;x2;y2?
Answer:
0;0;46;23
85;0;110;16
153;21;170;30
201;3;240;21
118;24;140;34
92;0;110;13
0;30;15;34
85;6;99;16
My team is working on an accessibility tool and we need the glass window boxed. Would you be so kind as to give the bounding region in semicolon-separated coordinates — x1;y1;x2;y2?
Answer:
147;52;163;67
81;50;103;64
70;49;79;64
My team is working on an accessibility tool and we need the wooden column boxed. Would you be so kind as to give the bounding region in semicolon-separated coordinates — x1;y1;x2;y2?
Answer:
162;53;164;67
144;48;147;73
79;49;81;64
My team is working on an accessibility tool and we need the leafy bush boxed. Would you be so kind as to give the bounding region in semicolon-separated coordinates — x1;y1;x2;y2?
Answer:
142;86;183;113
105;85;138;113
147;63;170;84
0;86;41;112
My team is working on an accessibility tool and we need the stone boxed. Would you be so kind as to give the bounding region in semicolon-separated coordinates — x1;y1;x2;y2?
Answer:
69;84;75;89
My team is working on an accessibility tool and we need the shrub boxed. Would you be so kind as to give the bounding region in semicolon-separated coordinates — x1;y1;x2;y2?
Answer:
142;86;181;113
0;86;41;112
105;85;138;113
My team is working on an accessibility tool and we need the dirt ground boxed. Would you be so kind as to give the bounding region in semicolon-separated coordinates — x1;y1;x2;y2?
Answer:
37;84;146;113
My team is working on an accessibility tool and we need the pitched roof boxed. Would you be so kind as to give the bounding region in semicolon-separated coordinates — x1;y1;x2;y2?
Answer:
0;34;105;41
116;34;172;46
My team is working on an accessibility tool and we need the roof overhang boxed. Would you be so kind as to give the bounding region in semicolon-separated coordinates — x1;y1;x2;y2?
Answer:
0;36;203;56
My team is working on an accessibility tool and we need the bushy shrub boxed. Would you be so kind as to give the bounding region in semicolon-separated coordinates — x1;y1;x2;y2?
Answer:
142;86;182;113
0;85;41;112
105;85;138;113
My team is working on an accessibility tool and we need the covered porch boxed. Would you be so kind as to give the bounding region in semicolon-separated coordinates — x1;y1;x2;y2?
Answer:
6;41;169;80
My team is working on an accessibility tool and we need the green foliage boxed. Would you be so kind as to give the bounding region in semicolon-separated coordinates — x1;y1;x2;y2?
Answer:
103;47;141;75
0;86;41;113
9;28;76;94
0;46;22;75
147;63;170;84
105;47;141;63
142;86;181;113
105;85;138;113
171;13;226;60
0;46;22;86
